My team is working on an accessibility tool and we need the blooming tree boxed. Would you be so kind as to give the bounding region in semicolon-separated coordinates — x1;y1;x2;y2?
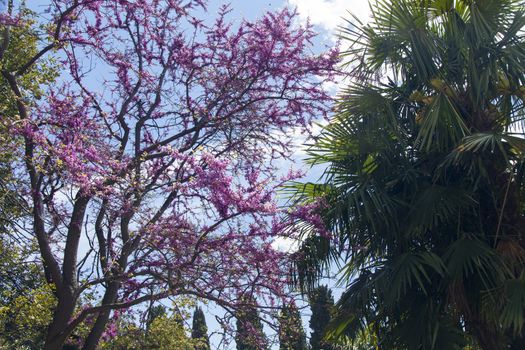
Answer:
0;0;337;349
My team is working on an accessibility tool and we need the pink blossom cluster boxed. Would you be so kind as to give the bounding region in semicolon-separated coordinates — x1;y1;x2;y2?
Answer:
0;13;22;27
288;199;331;238
7;0;338;347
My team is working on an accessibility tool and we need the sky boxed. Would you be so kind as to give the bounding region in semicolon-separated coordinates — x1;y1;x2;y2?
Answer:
16;0;372;36
20;0;371;348
219;0;371;38
287;0;371;36
269;0;372;254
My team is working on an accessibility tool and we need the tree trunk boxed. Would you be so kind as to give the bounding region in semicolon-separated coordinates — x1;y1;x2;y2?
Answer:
465;315;505;350
476;330;504;350
81;282;121;350
44;289;77;350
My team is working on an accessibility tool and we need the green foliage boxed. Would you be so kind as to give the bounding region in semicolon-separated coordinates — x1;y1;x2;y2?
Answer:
294;0;525;349
101;305;197;350
0;238;41;304
145;313;195;350
309;286;335;350
0;6;58;110
278;303;308;350
0;5;59;348
191;306;210;350
0;238;55;350
98;319;145;350
0;3;58;232
146;304;167;331
0;284;56;349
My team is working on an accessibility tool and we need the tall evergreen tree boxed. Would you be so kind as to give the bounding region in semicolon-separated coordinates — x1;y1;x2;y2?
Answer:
235;295;268;350
279;303;308;350
191;306;210;350
146;304;166;332
308;286;334;350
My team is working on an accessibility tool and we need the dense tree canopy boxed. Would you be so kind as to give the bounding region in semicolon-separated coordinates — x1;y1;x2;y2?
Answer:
0;5;58;349
0;4;57;232
296;0;525;349
0;237;55;349
0;0;337;349
99;304;196;350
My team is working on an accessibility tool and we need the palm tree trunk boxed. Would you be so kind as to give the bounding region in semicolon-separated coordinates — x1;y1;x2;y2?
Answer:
469;320;504;350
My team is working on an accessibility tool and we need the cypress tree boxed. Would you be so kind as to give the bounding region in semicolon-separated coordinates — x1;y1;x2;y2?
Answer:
191;306;210;350
278;303;307;350
309;286;334;350
146;304;167;331
235;295;268;350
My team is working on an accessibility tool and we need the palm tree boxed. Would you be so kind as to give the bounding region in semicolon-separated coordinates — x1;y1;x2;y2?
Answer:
294;0;525;349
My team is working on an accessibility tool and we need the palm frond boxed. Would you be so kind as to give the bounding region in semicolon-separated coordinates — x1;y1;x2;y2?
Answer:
443;236;511;288
405;185;476;236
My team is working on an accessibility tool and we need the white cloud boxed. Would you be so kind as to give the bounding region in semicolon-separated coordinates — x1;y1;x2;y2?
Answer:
271;236;301;253
287;0;371;38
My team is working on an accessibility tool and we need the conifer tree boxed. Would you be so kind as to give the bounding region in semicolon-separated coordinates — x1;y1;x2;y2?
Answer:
235;296;268;350
146;304;167;330
308;286;334;350
278;304;307;350
191;306;210;350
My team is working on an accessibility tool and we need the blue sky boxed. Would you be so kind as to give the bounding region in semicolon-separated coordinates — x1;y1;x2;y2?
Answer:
218;0;371;38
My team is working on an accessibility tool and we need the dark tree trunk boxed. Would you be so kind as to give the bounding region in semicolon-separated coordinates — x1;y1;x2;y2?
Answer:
43;195;91;350
44;289;78;350
82;219;133;350
82;282;121;350
475;327;504;350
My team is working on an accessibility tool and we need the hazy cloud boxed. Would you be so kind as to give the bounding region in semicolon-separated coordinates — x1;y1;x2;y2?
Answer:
287;0;371;38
